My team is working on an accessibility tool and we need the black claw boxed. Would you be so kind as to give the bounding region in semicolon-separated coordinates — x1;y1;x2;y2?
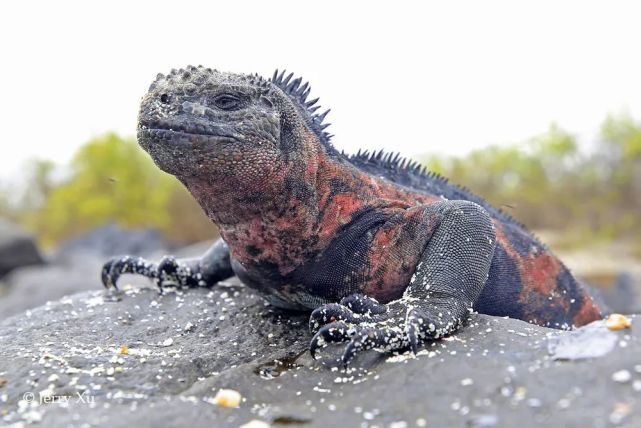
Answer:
156;256;178;288
309;303;358;332
157;256;177;273
406;308;421;354
100;255;158;291
104;256;134;290
407;322;419;355
156;255;204;288
346;327;407;366
341;332;368;367
101;258;118;289
309;321;350;359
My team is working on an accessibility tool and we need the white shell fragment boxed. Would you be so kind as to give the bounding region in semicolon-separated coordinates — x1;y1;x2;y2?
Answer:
212;388;242;407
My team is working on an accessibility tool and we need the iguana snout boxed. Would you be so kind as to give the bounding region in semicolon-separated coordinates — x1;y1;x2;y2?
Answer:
136;65;284;182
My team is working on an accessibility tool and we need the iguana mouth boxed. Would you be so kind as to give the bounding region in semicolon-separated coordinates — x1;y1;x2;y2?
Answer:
138;121;238;142
139;128;238;143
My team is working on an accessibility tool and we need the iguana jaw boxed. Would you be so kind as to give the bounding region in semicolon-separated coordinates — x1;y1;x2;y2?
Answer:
138;128;239;148
137;125;243;177
139;118;240;140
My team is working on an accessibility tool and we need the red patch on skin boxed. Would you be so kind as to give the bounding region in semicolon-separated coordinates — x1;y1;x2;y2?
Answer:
317;193;365;243
495;222;560;301
521;252;562;296
364;207;434;303
495;221;602;327
496;223;576;324
367;224;404;295
494;223;517;259
312;152;438;251
572;296;601;326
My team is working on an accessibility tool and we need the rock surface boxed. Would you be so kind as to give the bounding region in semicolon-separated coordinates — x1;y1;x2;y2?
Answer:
0;236;210;321
0;281;639;428
0;255;104;320
600;273;641;315
52;224;171;263
0;219;43;279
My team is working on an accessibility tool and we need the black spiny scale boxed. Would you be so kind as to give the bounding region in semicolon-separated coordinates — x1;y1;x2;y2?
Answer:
345;149;523;229
271;70;335;152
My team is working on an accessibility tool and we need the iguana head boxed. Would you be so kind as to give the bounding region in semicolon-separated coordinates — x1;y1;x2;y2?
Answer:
137;66;333;192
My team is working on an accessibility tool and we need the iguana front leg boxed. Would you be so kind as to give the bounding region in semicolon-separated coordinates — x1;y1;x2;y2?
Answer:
309;200;497;365
101;238;234;290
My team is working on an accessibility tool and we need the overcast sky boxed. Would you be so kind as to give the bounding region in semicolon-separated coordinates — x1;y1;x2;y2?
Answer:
1;0;640;180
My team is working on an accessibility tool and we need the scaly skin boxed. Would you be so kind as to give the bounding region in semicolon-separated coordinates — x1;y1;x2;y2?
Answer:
102;66;602;365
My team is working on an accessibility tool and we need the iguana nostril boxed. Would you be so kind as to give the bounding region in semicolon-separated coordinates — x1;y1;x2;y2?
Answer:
160;94;170;104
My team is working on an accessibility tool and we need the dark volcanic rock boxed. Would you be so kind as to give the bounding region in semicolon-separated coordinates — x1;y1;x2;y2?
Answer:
0;255;114;320
548;321;620;360
600;273;641;314
53;223;170;262
0;282;639;428
0;239;209;321
0;219;44;279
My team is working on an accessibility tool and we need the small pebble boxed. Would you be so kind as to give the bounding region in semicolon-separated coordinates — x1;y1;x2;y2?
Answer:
468;414;498;428
527;398;542;408
611;370;631;383
606;314;631;331
239;420;270;428
212;388;242;407
609;403;631;424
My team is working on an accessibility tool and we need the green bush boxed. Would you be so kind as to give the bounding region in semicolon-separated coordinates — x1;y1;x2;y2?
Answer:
20;133;217;247
423;115;641;248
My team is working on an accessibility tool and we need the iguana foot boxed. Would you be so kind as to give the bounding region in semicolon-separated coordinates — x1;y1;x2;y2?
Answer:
308;294;387;329
309;294;466;366
101;255;205;291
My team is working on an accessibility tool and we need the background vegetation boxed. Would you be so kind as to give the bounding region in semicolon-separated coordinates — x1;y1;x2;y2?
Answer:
0;114;639;257
424;113;641;255
0;133;217;247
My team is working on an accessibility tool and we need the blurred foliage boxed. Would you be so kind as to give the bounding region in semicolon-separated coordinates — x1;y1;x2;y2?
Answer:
424;114;641;254
3;133;217;247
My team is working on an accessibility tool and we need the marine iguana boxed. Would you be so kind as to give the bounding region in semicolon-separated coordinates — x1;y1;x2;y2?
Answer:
101;66;602;365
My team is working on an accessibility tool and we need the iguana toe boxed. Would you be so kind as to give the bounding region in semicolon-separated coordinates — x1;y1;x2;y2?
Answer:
309;303;360;332
309;320;352;359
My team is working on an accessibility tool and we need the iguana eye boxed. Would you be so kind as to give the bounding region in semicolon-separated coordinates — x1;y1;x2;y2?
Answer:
160;93;171;104
213;94;242;111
